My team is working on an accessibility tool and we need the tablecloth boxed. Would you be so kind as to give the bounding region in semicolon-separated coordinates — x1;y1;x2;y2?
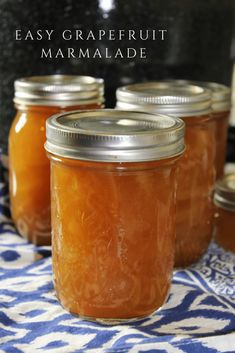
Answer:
0;157;235;353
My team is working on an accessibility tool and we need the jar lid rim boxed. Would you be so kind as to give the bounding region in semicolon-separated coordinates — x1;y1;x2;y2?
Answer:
116;82;212;116
214;174;235;212
163;80;231;112
45;109;185;162
14;75;104;106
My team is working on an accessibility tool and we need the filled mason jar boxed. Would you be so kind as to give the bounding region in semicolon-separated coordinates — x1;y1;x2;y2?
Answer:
116;82;215;267
45;109;185;321
9;75;104;245
214;174;235;252
166;80;231;179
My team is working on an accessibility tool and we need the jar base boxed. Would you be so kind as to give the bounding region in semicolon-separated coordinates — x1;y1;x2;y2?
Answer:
54;283;167;324
58;300;162;324
75;313;150;325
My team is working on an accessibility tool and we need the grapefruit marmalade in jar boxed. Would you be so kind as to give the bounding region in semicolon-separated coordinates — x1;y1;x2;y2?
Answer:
116;82;216;267
45;109;185;321
166;80;231;179
9;75;104;245
201;83;230;180
214;174;235;253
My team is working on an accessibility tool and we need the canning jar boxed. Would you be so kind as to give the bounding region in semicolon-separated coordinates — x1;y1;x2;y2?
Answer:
45;109;185;320
202;83;230;179
166;80;231;179
9;75;104;245
116;82;216;267
214;174;235;252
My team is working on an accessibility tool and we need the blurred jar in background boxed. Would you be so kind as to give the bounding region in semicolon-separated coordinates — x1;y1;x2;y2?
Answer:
166;80;231;179
45;109;185;320
116;82;216;267
227;63;235;169
214;174;235;253
201;83;230;179
9;75;104;245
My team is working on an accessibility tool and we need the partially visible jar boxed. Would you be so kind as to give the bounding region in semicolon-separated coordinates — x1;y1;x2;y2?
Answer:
214;174;235;252
166;80;231;179
9;75;104;245
116;82;215;267
45;109;185;321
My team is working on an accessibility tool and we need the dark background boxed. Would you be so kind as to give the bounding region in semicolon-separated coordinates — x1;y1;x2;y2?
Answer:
0;0;235;155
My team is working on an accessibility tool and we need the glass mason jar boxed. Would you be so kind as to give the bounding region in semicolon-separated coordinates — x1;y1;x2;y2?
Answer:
45;109;185;321
166;80;231;179
116;82;216;267
9;75;104;246
214;174;235;252
203;83;230;179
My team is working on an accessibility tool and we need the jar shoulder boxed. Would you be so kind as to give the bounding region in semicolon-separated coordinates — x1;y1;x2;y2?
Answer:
10;109;48;137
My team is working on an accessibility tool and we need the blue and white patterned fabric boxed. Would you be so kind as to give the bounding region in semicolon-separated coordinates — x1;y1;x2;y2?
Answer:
0;155;235;353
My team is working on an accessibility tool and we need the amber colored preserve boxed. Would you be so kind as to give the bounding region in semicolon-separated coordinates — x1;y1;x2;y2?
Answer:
116;82;216;267
45;109;185;320
214;174;235;253
215;208;235;252
213;110;230;179
165;80;231;180
50;157;179;319
175;115;216;267
9;75;104;245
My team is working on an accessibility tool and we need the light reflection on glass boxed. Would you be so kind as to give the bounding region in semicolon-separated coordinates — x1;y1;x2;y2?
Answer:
15;113;27;133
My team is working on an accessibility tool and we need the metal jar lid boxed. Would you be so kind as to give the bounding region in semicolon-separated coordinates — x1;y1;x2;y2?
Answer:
165;80;231;112
14;75;104;106
214;174;235;212
116;82;211;117
45;109;185;162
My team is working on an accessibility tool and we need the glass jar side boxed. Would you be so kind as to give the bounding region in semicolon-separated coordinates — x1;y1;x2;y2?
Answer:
213;110;230;180
9;103;103;245
214;206;235;253
49;154;181;320
175;114;216;267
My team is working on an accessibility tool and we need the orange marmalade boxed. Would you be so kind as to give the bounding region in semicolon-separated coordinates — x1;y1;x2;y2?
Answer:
214;174;235;253
164;80;231;179
213;109;230;180
9;75;104;245
45;109;185;320
174;114;215;266
116;82;216;267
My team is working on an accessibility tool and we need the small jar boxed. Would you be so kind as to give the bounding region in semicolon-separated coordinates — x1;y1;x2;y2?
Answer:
214;174;235;252
116;82;215;267
9;75;104;245
45;109;185;321
166;80;231;179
